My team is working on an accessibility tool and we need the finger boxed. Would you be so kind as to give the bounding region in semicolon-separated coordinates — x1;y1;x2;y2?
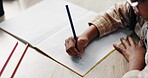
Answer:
69;47;80;57
120;37;130;48
65;37;78;56
113;44;130;61
77;46;84;56
68;51;79;57
66;44;79;57
138;40;143;47
65;37;75;47
128;36;136;46
65;38;69;43
66;37;76;49
67;50;75;56
69;37;76;45
113;44;125;54
77;39;86;56
65;41;75;52
65;39;69;46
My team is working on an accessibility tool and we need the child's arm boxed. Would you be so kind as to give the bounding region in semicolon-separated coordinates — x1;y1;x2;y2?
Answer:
88;1;136;37
65;1;136;57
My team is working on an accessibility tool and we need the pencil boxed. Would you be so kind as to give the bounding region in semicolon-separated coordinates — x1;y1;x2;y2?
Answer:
65;5;82;58
10;44;29;78
0;42;18;76
65;5;77;41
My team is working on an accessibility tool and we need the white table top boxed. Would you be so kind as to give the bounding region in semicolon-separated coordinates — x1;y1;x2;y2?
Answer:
0;0;128;78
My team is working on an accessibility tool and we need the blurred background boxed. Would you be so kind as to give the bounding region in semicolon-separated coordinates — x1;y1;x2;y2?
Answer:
2;0;124;21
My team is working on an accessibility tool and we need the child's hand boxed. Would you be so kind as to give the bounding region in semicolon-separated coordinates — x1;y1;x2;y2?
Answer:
113;36;146;70
65;36;88;57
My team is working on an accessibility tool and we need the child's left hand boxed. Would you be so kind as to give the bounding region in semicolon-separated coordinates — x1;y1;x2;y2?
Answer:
113;36;146;70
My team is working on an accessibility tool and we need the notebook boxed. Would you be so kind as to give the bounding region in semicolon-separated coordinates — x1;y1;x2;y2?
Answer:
0;0;132;76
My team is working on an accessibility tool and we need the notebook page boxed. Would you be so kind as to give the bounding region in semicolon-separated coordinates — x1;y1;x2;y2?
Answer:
36;11;132;75
0;0;88;46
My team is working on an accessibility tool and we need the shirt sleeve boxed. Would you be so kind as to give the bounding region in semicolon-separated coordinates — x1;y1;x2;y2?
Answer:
122;51;148;78
88;1;134;37
122;70;140;78
138;65;148;78
122;65;148;78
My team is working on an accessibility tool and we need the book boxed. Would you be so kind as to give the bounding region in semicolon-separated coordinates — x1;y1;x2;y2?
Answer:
0;0;132;77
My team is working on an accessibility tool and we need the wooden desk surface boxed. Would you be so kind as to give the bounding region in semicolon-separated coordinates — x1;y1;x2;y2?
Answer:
0;29;128;78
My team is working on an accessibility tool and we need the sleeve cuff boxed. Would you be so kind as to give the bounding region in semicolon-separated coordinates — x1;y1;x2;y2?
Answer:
122;70;140;78
88;15;111;37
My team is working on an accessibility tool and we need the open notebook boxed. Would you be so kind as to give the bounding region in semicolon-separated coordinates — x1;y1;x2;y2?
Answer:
0;0;132;77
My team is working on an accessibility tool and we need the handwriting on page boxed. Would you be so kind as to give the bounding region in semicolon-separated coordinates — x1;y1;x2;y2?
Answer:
72;58;85;65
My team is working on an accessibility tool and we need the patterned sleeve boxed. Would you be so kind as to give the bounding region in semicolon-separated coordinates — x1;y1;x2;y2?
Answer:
88;1;135;37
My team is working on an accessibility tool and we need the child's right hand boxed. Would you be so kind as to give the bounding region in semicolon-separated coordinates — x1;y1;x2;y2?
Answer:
65;25;99;57
65;36;89;57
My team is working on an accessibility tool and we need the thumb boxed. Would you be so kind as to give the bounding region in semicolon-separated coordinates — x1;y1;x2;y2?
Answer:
76;39;86;55
77;45;84;56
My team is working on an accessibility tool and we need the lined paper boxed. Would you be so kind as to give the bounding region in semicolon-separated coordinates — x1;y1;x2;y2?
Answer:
36;12;132;75
0;0;132;76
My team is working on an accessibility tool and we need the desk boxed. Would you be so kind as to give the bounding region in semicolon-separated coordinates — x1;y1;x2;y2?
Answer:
0;29;128;78
0;0;129;77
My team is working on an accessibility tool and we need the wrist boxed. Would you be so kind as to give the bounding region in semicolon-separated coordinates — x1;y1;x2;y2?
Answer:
129;55;145;61
80;25;99;43
129;56;145;71
78;35;89;47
